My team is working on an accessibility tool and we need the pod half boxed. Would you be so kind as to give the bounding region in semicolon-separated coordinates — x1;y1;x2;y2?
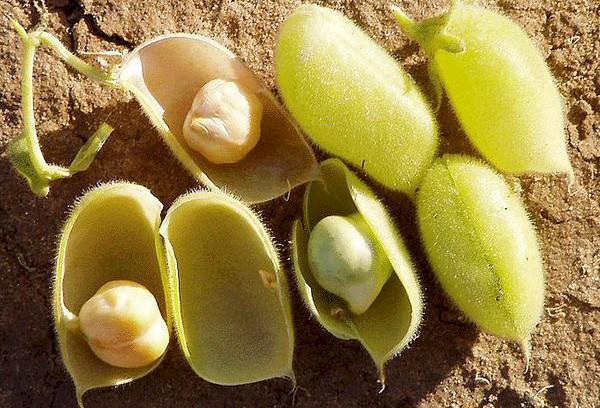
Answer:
160;190;295;385
291;159;423;384
118;34;319;203
54;183;170;406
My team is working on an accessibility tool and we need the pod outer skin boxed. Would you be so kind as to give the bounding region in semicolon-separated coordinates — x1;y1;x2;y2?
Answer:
275;4;438;196
416;155;544;347
430;3;572;178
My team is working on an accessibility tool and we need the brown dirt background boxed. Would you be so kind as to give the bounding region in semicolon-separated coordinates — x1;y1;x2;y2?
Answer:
0;0;598;407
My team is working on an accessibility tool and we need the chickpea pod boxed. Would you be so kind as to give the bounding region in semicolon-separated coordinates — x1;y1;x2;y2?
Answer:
118;34;319;202
54;183;170;406
160;190;295;385
78;280;169;369
183;79;263;164
308;214;392;315
275;5;438;196
55;183;296;406
292;159;423;386
392;1;573;181
416;155;545;367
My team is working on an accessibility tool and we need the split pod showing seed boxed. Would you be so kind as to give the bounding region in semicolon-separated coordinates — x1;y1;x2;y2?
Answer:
160;190;295;385
291;159;423;385
55;184;295;406
416;155;545;366
54;183;170;406
392;1;573;181
275;5;438;196
9;23;319;200
118;35;319;202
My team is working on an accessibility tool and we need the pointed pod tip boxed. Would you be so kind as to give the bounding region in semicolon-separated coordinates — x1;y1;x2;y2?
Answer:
75;387;86;408
287;370;298;391
377;366;387;394
519;339;531;374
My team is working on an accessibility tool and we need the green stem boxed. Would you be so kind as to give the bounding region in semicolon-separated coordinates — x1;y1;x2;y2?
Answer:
433;33;465;54
18;23;51;175
390;3;463;112
8;19;118;196
38;32;120;87
390;5;417;40
390;4;464;56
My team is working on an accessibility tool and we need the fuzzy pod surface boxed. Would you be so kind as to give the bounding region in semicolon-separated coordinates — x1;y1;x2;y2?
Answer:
275;5;438;196
292;159;423;384
393;1;573;180
160;190;295;385
416;155;545;358
55;184;296;406
54;183;171;406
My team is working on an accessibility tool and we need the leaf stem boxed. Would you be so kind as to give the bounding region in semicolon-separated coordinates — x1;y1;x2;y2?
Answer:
38;31;120;87
390;5;417;40
18;22;50;175
8;19;118;196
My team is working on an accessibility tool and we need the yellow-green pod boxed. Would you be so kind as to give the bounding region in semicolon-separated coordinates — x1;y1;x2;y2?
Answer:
291;159;423;385
416;155;545;365
392;1;573;181
275;5;438;196
160;191;294;385
54;183;170;406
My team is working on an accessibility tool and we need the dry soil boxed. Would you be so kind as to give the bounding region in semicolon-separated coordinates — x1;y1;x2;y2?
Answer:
0;0;598;407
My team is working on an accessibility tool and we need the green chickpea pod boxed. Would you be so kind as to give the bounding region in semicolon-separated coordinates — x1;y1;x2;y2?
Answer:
307;213;393;315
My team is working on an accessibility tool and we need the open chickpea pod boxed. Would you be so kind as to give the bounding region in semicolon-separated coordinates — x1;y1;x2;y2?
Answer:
54;183;170;406
9;24;319;201
118;34;319;201
55;183;294;406
160;190;294;385
291;159;423;386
